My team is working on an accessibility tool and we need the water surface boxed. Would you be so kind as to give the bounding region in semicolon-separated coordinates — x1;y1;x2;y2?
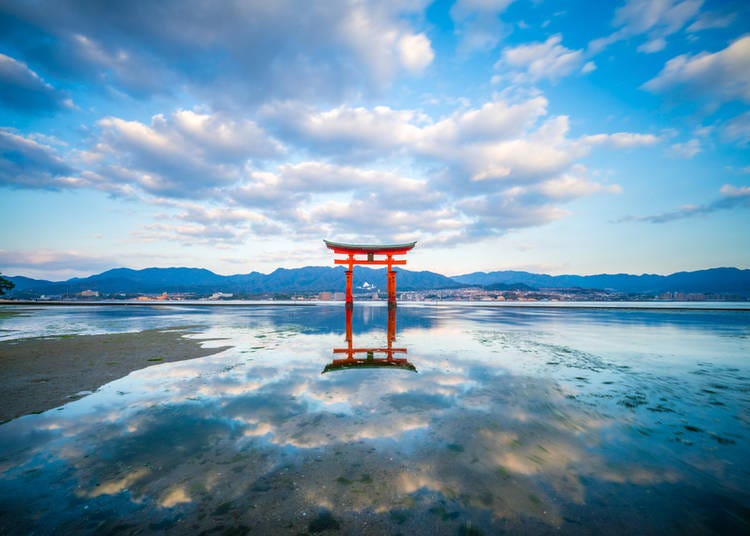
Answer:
0;304;748;534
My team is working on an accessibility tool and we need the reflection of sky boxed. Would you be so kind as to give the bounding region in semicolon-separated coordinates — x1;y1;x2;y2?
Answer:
0;304;749;534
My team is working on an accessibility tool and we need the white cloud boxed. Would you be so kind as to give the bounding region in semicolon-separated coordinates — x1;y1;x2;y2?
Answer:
721;111;750;145
457;193;569;237
581;132;662;148
495;35;588;83
264;97;591;190
398;33;434;72
0;128;78;189
261;101;425;156
267;162;430;198
638;37;667;53
589;0;703;54
336;2;435;85
89;110;283;197
301;198;462;243
68;33;168;97
450;0;516;52
170;110;283;160
0;53;73;112
613;0;702;36
458;116;580;182
358;97;587;187
0;0;434;104
686;11;736;32
419;96;550;146
619;183;750;223
581;61;597;74
230;161;440;216
720;184;750;198
643;35;750;104
228;161;450;242
537;173;623;199
135;201;279;246
669;138;701;158
0;249;118;279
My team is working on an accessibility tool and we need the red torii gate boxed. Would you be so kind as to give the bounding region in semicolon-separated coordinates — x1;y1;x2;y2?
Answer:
324;240;416;310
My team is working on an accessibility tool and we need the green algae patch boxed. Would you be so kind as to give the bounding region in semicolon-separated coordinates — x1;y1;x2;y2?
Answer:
495;465;511;479
211;501;234;517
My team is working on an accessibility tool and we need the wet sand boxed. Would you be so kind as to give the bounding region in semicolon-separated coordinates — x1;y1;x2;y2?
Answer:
0;328;231;423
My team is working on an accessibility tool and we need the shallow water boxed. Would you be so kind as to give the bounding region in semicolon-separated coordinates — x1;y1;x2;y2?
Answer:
0;304;749;534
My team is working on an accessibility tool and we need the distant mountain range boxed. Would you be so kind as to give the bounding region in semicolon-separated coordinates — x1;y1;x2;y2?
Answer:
5;266;750;298
6;266;459;297
452;267;750;295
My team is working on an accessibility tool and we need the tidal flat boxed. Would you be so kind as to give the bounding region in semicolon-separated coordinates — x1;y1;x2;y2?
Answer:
0;327;231;423
0;303;748;535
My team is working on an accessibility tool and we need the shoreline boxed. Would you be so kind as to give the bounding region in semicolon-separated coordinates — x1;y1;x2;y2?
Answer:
2;299;749;311
0;299;316;306
0;328;231;423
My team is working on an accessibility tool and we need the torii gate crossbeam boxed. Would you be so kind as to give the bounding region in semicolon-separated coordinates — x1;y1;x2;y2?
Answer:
324;240;416;310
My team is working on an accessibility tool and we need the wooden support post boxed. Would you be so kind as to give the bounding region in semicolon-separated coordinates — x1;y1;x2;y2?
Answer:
387;268;397;309
345;269;353;311
387;304;396;344
345;302;353;344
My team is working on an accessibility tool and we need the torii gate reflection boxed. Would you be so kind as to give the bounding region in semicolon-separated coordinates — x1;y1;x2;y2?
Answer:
323;305;417;373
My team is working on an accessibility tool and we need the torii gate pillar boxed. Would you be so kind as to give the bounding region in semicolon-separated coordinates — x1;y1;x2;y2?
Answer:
345;270;354;310
324;240;416;310
387;267;397;309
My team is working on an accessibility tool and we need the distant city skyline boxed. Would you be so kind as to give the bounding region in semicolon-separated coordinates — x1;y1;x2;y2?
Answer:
1;0;749;280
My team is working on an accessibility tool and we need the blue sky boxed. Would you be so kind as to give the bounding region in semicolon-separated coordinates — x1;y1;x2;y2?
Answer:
1;0;748;280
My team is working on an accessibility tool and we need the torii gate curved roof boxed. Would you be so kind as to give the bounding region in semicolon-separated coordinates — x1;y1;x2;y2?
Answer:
323;240;417;254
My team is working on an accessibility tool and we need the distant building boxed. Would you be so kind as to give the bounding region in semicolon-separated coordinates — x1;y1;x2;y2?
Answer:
333;292;345;301
79;290;99;297
318;292;332;301
135;292;169;301
209;292;233;300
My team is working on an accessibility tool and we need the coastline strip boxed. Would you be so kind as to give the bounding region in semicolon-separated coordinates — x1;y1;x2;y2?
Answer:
1;300;748;311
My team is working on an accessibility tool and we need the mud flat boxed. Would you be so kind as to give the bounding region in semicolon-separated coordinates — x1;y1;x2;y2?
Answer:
0;328;230;423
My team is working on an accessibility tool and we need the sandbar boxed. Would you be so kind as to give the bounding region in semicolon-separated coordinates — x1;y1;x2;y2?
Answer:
0;328;231;423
